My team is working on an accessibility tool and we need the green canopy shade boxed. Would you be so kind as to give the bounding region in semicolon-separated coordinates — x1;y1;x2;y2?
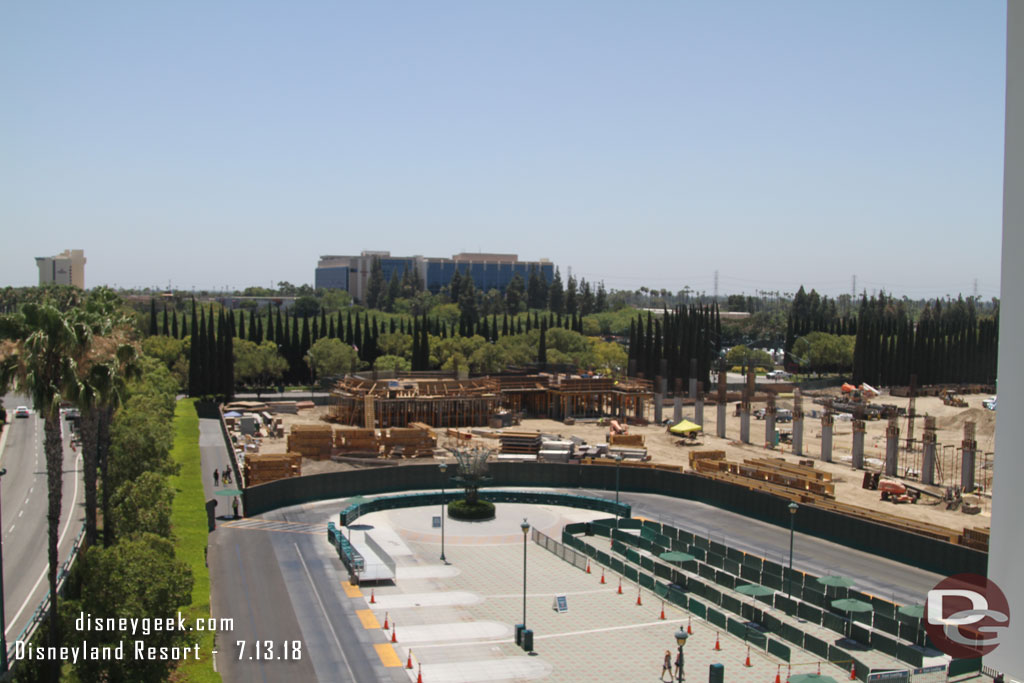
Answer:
831;598;873;613
215;488;244;496
898;604;925;619
737;584;776;597
790;675;838;683
659;551;696;563
817;575;855;588
669;419;703;434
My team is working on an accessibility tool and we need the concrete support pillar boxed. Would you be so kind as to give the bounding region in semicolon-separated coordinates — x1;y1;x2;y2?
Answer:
821;414;834;463
851;420;866;469
962;421;977;491
792;414;804;456
716;361;728;438
765;393;776;447
695;382;704;428
673;379;683;423
740;408;750;443
717;402;727;438
654;395;663;424
885;417;899;477
922;419;937;485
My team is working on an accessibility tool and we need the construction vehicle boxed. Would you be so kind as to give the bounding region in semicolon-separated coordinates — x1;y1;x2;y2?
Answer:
879;480;921;504
940;389;968;408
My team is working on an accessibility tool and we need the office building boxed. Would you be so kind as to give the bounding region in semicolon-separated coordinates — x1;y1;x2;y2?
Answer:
315;251;555;302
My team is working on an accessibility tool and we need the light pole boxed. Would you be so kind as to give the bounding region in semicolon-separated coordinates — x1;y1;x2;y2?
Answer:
521;518;530;632
674;627;688;681
1;467;7;673
787;502;799;598
439;462;448;563
614;454;623;537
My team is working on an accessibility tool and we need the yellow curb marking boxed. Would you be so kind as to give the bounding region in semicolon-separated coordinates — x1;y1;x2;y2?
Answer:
374;643;402;667
356;609;381;629
342;581;362;598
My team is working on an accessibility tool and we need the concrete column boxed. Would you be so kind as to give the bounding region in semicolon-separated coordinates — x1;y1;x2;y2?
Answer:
740;408;750;443
821;414;834;463
716;360;728;438
851;420;865;469
885;417;899;477
765;393;776;447
717;402;726;438
689;358;698;403
962;421;977;491
673;396;682;423
922;419;937;485
792;413;803;456
654;395;663;424
695;382;704;428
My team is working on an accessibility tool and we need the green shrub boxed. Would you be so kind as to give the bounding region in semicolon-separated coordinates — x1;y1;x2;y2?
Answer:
448;499;495;520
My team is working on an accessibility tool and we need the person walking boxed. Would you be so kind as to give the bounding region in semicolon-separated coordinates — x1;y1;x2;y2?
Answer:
232;496;240;519
213;468;219;486
223;467;231;485
660;650;672;681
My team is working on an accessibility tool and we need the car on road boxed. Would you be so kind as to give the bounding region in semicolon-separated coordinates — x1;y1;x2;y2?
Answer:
14;406;31;418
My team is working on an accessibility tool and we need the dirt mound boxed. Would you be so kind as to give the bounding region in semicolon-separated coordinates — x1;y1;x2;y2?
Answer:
936;406;996;432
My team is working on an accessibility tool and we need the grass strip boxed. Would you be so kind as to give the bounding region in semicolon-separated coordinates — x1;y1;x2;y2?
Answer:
169;398;221;683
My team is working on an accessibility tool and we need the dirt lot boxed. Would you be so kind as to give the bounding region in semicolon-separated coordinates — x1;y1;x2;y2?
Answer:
251;388;996;529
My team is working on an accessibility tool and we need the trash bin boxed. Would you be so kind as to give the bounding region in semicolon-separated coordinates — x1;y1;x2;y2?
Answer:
709;663;724;682
515;623;524;646
585;522;593;536
521;629;534;652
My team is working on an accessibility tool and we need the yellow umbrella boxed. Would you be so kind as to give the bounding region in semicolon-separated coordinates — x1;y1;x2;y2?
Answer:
669;419;703;435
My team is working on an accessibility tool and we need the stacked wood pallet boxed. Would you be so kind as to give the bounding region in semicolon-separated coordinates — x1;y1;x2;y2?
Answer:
382;424;437;458
287;425;334;459
499;430;542;454
582;457;683;474
960;526;990;551
691;467;823;504
609;433;645;448
244;453;301;486
688;450;726;470
334;427;380;454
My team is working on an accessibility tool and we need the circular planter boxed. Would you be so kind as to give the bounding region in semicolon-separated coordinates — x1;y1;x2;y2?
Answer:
447;499;496;521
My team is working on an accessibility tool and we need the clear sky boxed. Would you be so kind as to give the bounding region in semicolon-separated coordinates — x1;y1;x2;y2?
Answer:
0;1;1007;299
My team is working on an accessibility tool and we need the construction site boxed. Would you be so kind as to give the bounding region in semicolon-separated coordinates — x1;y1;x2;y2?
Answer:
220;370;996;555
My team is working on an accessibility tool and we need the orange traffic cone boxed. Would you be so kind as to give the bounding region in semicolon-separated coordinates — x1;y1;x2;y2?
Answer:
586;559;591;574
600;568;606;584
617;578;623;595
383;612;389;630
849;662;856;680
636;587;643;606
417;663;423;683
687;616;692;635
817;662;822;675
774;665;781;683
406;649;413;669
370;589;376;604
744;645;751;667
713;632;721;651
659;601;666;620
391;624;397;643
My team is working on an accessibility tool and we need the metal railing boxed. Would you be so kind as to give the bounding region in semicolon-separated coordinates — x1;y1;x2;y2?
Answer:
532;526;589;572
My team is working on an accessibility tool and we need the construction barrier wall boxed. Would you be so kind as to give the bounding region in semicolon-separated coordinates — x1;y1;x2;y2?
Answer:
242;462;986;577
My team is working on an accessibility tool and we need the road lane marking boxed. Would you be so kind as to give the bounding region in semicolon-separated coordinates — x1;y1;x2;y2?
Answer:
294;543;358;682
356;609;381;629
5;451;82;637
373;643;402;667
18;510;23;518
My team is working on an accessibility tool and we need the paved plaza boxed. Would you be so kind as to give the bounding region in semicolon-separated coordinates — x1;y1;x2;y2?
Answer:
328;500;861;682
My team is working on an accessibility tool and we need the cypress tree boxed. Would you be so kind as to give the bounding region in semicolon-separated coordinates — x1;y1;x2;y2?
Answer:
172;310;179;338
538;321;547;366
162;305;169;336
149;298;158;336
188;301;199;395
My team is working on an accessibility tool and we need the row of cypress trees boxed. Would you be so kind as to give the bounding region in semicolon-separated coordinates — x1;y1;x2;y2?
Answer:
627;304;722;391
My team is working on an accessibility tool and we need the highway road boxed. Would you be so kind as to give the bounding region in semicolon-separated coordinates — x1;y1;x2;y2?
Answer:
1;393;85;661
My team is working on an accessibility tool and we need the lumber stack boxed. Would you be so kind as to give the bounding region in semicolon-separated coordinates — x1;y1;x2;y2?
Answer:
244;452;301;486
499;430;542;455
961;527;990;551
382;424;437;458
609;433;645;448
689;450;726;470
334;427;380;454
286;424;334;460
265;401;298;414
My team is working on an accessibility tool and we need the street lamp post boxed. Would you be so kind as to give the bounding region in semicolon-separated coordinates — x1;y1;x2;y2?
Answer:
521;518;530;632
439;462;448;563
674;627;688;682
614;454;623;537
1;467;7;673
787;502;799;598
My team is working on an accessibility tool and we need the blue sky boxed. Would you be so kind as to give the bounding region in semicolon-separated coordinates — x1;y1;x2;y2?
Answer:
0;2;1007;298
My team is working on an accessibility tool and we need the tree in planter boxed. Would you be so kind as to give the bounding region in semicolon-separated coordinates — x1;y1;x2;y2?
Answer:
447;445;495;519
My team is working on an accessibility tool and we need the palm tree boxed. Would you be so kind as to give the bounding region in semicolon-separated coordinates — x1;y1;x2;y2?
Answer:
0;303;89;680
